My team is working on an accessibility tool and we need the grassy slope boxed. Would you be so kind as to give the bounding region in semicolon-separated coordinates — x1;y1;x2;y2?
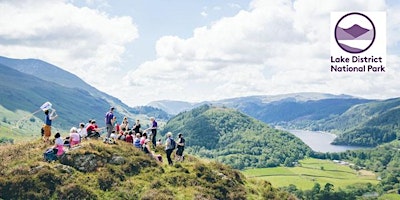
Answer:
242;158;378;190
0;140;293;200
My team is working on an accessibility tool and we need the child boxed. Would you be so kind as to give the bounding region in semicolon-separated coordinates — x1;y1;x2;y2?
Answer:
134;133;141;149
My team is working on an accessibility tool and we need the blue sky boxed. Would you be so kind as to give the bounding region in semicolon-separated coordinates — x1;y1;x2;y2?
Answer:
0;0;399;106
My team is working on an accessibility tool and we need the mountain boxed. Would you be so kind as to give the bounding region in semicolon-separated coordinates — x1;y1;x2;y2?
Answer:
161;104;312;169
149;93;371;126
0;63;112;131
0;140;293;199
342;24;370;38
0;56;132;116
147;100;196;115
318;98;400;146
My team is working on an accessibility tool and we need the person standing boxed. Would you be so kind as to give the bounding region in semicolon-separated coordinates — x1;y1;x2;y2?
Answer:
43;109;58;143
176;133;185;161
150;117;158;147
165;132;174;166
104;107;115;143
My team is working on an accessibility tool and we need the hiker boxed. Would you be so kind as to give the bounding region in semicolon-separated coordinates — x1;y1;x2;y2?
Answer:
143;139;163;162
120;116;129;131
53;132;65;156
69;127;80;147
148;117;158;147
176;133;185;161
77;123;87;139
86;120;101;138
133;119;141;133
126;131;133;143
104;107;115;143
165;132;175;166
43;109;58;143
140;132;147;146
133;133;141;148
117;128;127;141
156;139;162;146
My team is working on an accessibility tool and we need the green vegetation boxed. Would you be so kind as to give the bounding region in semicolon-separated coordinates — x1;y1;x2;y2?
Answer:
311;140;400;195
162;104;312;169
243;158;387;199
243;158;378;190
0;140;293;199
303;98;400;147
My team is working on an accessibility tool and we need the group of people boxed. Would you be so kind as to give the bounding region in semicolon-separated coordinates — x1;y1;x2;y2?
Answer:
42;106;186;165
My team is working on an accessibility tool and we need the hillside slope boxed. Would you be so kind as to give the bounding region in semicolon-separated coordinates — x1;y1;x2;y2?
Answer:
0;140;292;200
162;105;312;169
0;56;135;116
327;98;400;146
0;64;112;131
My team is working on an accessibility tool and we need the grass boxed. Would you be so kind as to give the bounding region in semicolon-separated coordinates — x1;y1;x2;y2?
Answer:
242;158;379;190
379;193;400;200
0;139;293;199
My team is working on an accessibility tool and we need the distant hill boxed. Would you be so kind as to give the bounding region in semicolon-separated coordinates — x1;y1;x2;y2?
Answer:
161;104;312;169
0;56;170;139
0;63;111;130
147;100;196;115
319;98;400;146
0;140;292;199
0;56;132;116
149;92;372;125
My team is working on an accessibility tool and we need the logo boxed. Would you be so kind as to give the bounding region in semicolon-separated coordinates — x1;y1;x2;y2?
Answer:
330;12;386;73
334;12;375;54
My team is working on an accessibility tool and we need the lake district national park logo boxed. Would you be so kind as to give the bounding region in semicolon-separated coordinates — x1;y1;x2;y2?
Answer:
330;12;386;73
335;12;375;54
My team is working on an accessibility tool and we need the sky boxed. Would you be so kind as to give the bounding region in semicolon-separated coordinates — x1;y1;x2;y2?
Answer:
0;0;399;106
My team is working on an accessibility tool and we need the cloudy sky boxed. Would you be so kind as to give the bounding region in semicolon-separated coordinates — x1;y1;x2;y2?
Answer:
1;0;399;106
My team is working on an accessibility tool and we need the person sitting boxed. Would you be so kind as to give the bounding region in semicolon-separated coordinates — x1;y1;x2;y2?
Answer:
133;119;141;133
140;132;147;147
134;133;141;149
118;128;127;141
54;132;65;156
77;123;87;139
69;127;80;147
120;116;129;131
143;139;163;162
156;138;162;146
125;131;133;143
86;120;101;138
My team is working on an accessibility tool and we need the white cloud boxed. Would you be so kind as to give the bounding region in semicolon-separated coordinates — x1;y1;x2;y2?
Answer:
1;0;399;106
121;0;399;106
0;0;138;86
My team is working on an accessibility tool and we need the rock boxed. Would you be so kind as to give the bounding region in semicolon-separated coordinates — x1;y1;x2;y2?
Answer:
60;153;104;172
54;164;74;174
110;155;125;165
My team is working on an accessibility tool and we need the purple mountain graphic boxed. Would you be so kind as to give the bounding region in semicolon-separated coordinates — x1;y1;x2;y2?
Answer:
335;27;356;40
338;42;363;53
342;24;370;38
354;29;374;40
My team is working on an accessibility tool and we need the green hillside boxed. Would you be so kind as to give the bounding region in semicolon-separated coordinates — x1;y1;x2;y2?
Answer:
0;64;113;133
315;98;400;147
162;104;312;169
0;140;293;200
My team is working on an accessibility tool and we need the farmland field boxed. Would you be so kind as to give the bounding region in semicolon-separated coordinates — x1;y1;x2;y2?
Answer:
242;158;379;190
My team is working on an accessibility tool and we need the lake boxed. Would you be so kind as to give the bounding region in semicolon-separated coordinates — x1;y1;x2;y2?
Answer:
287;129;368;153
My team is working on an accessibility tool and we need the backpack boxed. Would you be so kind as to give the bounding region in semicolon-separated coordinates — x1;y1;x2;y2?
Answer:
44;148;58;162
170;138;176;150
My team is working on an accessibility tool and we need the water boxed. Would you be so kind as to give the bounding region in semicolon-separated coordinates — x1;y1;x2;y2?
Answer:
288;129;368;153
